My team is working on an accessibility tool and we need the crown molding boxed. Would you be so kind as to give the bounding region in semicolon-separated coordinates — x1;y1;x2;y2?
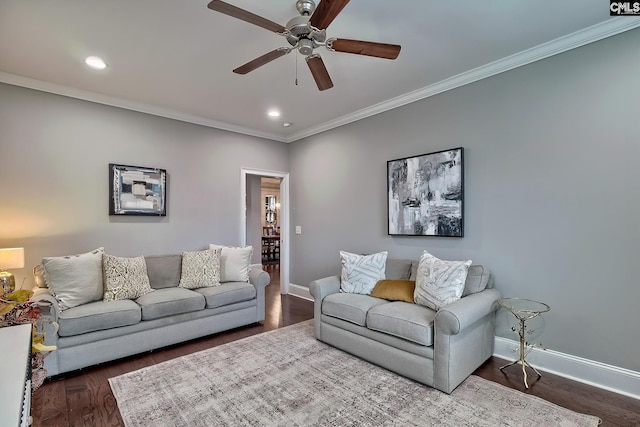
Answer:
285;18;640;142
0;71;288;143
2;18;639;144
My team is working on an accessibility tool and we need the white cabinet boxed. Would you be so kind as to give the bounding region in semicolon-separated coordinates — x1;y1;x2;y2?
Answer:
0;323;32;426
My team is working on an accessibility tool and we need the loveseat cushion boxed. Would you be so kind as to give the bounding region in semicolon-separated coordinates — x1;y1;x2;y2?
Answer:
195;282;256;309
145;255;182;289
366;302;436;346
135;288;205;320
384;259;413;280
58;299;141;337
322;293;387;326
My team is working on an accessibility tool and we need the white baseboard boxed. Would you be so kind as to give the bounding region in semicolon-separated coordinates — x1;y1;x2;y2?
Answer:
286;283;313;301
494;337;640;400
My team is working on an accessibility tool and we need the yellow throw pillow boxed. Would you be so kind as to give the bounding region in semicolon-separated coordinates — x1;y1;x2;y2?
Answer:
370;280;416;303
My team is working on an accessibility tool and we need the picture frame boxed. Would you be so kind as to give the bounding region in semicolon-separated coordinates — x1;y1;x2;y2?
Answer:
109;164;167;216
387;147;464;237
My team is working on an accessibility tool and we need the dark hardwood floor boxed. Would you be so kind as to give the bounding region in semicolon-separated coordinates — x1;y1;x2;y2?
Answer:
33;265;639;426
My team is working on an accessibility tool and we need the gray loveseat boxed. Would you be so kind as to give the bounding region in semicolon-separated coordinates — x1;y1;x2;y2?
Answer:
309;258;501;394
33;254;270;377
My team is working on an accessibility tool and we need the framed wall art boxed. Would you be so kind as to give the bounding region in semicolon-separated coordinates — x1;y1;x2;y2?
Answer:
387;147;464;237
109;164;167;216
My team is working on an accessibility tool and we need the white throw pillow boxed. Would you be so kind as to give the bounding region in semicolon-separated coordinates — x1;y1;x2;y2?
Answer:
413;250;471;310
340;251;388;295
42;248;104;311
209;244;252;282
179;248;222;289
103;254;154;301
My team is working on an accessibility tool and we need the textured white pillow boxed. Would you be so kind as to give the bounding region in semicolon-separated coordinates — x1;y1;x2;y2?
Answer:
340;251;388;295
42;248;104;311
103;254;154;301
179;248;221;289
209;244;252;282
413;250;471;310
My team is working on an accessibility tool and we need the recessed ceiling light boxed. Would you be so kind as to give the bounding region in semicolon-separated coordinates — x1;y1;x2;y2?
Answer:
283;123;292;127
85;56;107;70
267;110;281;118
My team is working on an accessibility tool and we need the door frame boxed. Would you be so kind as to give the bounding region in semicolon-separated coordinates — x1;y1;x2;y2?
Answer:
240;167;290;295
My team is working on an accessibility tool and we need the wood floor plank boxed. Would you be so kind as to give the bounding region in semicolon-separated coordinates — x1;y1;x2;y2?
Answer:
31;265;637;427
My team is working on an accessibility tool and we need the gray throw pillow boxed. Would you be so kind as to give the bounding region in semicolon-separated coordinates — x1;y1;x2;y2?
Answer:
42;248;104;310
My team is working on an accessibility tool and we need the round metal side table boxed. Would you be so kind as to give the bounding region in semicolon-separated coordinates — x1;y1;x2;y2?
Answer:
498;297;550;388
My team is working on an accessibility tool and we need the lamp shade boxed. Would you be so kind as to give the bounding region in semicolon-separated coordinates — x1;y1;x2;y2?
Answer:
0;248;25;270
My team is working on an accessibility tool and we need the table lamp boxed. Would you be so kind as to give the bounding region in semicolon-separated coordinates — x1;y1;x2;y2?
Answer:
0;247;25;294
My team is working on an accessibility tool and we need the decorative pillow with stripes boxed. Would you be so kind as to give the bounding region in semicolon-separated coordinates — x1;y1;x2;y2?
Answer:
413;250;471;310
340;250;388;295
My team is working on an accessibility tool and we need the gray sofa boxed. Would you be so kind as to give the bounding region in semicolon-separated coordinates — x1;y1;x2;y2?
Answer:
309;258;501;394
32;254;270;377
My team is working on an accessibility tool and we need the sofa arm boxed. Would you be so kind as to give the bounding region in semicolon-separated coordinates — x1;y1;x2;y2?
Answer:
435;288;501;335
309;275;341;301
249;268;270;290
309;276;341;339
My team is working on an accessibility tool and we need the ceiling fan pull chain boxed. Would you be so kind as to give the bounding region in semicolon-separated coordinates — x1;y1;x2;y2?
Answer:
295;53;299;86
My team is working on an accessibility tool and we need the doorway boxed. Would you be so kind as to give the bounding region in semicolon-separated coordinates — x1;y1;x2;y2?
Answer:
240;168;290;295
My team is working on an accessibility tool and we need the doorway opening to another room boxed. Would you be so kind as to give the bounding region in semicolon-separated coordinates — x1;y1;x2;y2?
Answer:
240;168;289;295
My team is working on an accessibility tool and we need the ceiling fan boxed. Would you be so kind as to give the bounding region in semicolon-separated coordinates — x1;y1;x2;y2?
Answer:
207;0;401;91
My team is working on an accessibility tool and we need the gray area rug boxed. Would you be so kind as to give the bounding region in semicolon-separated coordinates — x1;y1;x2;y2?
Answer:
109;321;599;426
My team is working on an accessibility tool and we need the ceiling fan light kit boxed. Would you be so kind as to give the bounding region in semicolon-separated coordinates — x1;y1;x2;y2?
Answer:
207;0;401;91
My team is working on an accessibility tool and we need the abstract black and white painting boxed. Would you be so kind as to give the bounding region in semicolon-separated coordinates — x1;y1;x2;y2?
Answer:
109;164;167;216
387;148;464;237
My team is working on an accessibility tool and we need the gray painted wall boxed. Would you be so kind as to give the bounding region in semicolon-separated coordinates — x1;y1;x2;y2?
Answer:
289;28;640;372
0;83;289;282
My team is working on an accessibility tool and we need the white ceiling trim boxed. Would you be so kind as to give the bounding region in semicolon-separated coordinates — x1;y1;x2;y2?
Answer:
1;18;638;144
285;18;640;142
0;71;288;143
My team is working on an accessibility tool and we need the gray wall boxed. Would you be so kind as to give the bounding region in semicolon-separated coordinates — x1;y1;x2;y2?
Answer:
0;83;289;282
289;28;640;372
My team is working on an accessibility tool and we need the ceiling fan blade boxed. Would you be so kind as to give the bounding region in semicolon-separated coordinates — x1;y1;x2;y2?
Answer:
207;0;285;34
306;55;333;91
329;38;401;60
309;0;350;30
233;49;289;75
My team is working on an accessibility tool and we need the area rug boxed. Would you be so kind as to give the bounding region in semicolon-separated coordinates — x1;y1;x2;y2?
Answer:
109;321;599;427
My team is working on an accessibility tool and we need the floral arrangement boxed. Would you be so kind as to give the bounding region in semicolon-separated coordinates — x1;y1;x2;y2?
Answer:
0;287;57;390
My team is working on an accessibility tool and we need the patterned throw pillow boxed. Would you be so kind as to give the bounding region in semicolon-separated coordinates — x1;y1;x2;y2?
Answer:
413;250;471;310
209;244;252;282
103;254;154;301
42;248;105;310
179;248;222;289
340;251;388;295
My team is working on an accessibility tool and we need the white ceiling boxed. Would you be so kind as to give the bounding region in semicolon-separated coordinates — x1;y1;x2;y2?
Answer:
0;1;638;142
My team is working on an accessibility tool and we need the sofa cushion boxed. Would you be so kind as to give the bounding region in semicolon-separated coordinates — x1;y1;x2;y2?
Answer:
322;293;388;326
413;251;472;311
179;248;222;289
135;288;205;321
340;251;388;295
145;255;182;289
384;259;413;280
209;244;252;282
103;254;154;301
462;265;491;296
370;280;415;303
42;247;104;310
57;299;141;337
367;302;436;346
195;282;256;309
